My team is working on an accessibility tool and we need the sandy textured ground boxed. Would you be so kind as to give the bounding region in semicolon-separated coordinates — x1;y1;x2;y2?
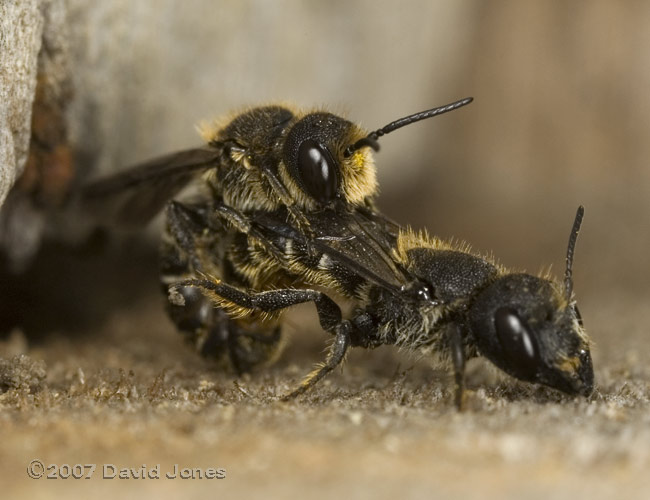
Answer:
1;242;649;499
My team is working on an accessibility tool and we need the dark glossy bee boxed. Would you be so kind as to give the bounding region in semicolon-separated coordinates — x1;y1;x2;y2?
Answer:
170;204;592;407
82;98;594;406
82;98;472;374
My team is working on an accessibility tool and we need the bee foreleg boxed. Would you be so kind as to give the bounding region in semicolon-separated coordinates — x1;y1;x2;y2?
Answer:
211;203;252;234
212;203;288;263
448;323;466;411
257;164;315;241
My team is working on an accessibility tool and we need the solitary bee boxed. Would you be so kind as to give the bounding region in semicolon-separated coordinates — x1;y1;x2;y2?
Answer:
172;203;592;407
83;98;593;405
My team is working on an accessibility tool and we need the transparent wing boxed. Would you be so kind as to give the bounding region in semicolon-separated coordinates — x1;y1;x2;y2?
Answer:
80;147;221;227
253;207;410;292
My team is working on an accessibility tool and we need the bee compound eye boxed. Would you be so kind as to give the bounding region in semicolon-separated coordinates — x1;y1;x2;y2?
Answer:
297;139;339;204
494;307;540;378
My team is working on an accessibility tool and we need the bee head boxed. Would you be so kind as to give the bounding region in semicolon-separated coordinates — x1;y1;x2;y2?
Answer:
468;273;593;396
282;112;377;208
468;206;592;396
281;97;473;209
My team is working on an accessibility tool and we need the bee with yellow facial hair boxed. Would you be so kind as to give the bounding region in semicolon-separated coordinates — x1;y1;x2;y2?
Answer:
83;97;593;406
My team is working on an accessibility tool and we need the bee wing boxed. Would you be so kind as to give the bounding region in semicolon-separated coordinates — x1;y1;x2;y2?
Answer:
355;207;401;240
314;209;410;290
253;207;410;292
80;147;221;227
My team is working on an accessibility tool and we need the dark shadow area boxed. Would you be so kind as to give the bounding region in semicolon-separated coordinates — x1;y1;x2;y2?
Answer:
0;231;159;340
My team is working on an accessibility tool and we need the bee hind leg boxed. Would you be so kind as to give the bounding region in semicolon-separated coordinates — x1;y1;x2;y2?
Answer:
163;202;284;372
166;283;283;372
171;279;352;398
279;322;351;401
226;323;283;374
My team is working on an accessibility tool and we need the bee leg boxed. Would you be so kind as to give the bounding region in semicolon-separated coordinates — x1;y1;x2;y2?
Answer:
257;164;316;244
448;324;466;410
162;202;225;356
223;323;282;375
171;279;351;397
212;203;290;263
163;204;285;371
213;201;316;259
166;285;284;372
212;203;252;233
280;322;351;401
165;200;214;272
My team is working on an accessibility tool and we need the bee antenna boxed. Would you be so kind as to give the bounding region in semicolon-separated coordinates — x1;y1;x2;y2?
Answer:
564;205;585;299
343;97;473;157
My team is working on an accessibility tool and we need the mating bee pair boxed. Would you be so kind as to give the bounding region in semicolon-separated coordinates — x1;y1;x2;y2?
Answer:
83;98;593;406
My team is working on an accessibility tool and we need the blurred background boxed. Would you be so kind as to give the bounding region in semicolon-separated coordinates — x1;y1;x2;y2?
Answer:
2;1;650;499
